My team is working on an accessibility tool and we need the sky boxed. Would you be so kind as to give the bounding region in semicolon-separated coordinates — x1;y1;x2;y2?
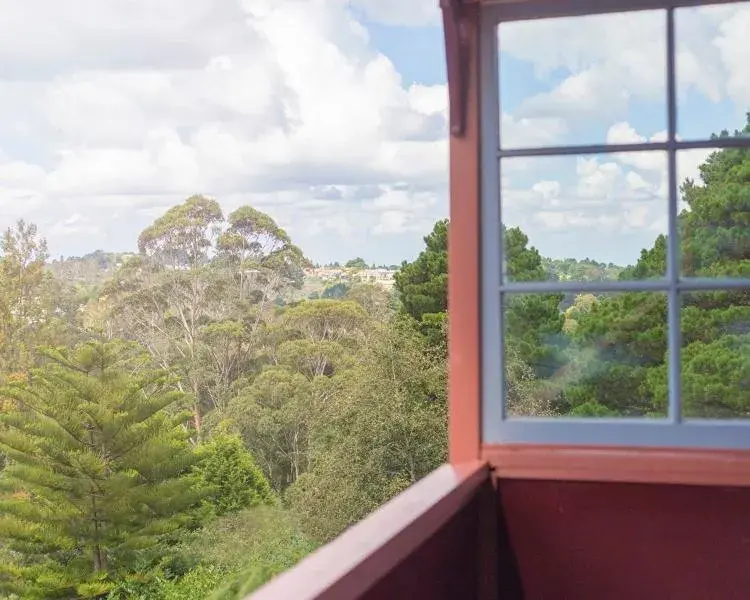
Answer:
0;1;748;267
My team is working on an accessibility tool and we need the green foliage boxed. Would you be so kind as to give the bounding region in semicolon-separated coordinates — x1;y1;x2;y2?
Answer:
618;234;667;281
202;508;317;599
0;341;201;599
563;116;750;417
110;506;318;600
0;219;82;378
568;401;619;417
344;257;367;270
1;121;748;599
344;283;394;322
108;565;225;600
321;282;349;298
218;205;306;292
108;197;310;432
646;334;750;418
394;219;447;322
286;315;447;542
395;220;565;375
544;257;624;282
506;293;566;379
194;434;274;515
227;365;332;490
138;195;224;268
563;293;598;333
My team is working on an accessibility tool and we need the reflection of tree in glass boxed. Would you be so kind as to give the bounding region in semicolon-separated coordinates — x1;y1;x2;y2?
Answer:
558;116;750;419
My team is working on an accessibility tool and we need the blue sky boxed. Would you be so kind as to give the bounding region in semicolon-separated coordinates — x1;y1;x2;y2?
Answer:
0;1;748;268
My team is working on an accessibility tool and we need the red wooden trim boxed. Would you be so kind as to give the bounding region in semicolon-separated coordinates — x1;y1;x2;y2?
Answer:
447;3;482;464
247;462;489;600
483;444;750;487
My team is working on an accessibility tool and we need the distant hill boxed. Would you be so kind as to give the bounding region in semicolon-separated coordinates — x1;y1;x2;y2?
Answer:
45;252;625;307
542;257;624;282
48;250;136;296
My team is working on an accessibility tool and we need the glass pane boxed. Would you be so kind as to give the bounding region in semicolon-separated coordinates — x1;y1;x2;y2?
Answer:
681;290;750;419
500;152;668;282
502;291;668;418
498;9;666;149
677;148;750;279
676;2;750;142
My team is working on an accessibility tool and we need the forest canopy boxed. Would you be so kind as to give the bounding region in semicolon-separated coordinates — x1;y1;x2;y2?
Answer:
0;116;747;598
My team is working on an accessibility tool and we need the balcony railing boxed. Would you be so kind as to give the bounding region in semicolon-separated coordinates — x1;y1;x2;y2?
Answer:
246;461;496;600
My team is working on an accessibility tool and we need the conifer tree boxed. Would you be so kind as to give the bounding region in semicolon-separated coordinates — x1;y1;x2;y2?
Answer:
0;340;201;599
194;433;275;516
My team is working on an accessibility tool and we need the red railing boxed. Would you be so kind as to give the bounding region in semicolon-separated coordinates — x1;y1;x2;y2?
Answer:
246;461;493;600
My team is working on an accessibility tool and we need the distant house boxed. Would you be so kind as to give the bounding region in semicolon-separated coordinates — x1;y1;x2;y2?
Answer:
303;266;395;289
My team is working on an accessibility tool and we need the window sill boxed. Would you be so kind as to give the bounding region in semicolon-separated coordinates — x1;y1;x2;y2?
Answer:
482;444;750;487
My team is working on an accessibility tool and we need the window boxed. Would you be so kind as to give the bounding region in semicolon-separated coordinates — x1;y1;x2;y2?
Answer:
480;0;750;449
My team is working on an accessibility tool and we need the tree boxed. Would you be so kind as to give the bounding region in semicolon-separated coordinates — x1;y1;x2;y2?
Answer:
0;219;49;322
138;195;223;270
286;316;447;543
394;219;448;323
395;220;565;376
106;199;309;436
345;283;394;322
321;282;349;299
194;434;274;516
105;252;228;436
0;341;201;599
227;368;323;490
0;220;80;377
395;222;554;320
344;257;367;270
280;299;367;347
561;291;668;415
568;114;750;417
563;293;598;333
505;292;567;379
217;205;306;306
225;300;366;490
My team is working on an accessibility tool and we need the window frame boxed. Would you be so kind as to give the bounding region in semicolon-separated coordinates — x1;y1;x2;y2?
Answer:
479;0;750;450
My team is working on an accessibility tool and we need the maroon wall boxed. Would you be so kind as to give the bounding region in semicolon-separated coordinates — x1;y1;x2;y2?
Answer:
497;479;750;600
362;483;483;600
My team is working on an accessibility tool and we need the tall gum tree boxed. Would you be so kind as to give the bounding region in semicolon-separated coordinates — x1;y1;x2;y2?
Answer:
105;197;308;438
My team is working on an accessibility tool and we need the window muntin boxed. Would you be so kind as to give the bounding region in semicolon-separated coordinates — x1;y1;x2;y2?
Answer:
480;1;750;448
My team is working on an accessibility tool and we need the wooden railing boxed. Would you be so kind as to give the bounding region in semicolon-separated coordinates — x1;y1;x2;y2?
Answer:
245;461;494;600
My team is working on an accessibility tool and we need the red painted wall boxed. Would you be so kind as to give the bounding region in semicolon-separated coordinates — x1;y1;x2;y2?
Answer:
497;479;750;600
362;488;482;600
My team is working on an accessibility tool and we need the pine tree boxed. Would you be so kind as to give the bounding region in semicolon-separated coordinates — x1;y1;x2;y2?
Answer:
194;433;275;516
0;340;201;599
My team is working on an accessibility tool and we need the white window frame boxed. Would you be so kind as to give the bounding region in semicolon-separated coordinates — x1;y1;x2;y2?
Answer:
479;0;750;449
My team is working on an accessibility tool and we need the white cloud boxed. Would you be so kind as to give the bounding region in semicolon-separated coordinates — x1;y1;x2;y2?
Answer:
49;213;99;237
0;1;256;78
501;122;703;264
349;0;440;27
502;10;667;126
713;6;750;109
605;122;667;173
0;0;450;264
531;180;561;204
0;0;747;268
408;84;448;116
576;158;621;201
501;113;568;149
501;4;750;137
